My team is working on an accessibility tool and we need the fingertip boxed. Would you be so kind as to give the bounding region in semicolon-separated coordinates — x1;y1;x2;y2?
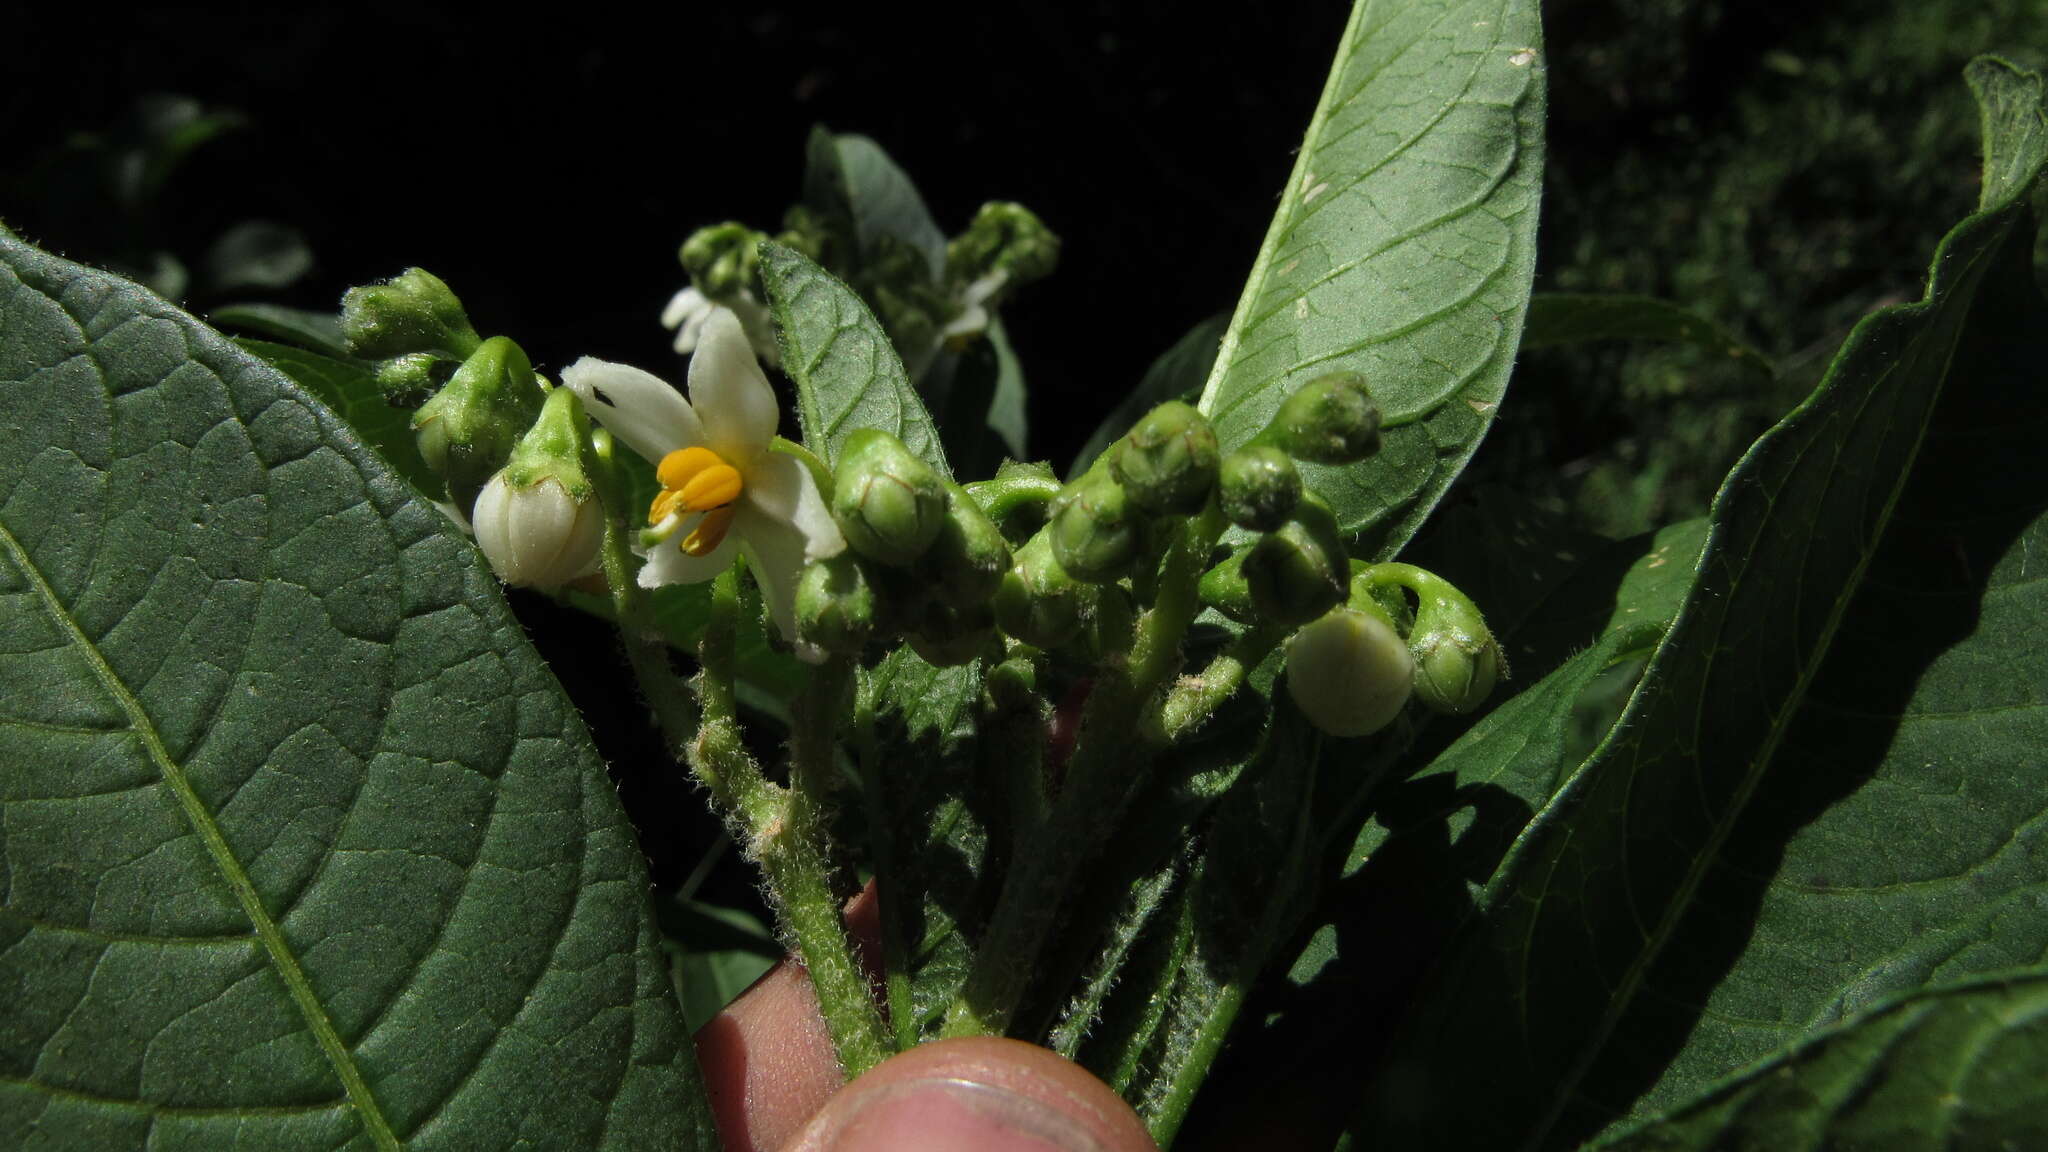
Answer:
784;1036;1156;1152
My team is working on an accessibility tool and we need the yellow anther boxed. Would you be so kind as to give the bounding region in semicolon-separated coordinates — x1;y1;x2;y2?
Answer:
658;445;725;491
679;463;743;511
649;488;688;525
679;506;737;557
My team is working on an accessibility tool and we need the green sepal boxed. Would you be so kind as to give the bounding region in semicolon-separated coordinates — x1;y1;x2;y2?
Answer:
501;387;596;501
1256;370;1381;465
993;528;1089;650
412;335;545;510
680;221;765;301
1243;492;1347;627
341;267;481;361
796;552;882;656
919;480;1013;610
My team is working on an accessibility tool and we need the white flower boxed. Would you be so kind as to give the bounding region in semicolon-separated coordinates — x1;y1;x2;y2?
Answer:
938;268;1010;344
472;473;603;590
663;285;780;367
566;307;844;650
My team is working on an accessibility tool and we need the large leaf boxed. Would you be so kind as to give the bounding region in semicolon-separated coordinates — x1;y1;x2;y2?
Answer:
1567;83;2048;1144
1354;57;2048;1150
0;237;712;1149
1194;0;1546;558
758;240;948;475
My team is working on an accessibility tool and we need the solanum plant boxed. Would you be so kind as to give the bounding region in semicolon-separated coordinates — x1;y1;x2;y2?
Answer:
3;2;2045;1149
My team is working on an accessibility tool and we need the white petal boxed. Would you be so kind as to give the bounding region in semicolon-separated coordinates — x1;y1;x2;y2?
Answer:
637;530;740;589
662;286;707;330
743;451;845;563
673;305;711;355
471;474;516;573
688;307;781;466
733;503;813;649
562;357;704;466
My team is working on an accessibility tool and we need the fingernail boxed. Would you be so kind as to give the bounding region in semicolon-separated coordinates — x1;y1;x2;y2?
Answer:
818;1076;1103;1152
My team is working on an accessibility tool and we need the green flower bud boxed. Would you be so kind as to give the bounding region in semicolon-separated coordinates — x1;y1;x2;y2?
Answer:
993;529;1087;649
679;221;763;300
471;389;601;591
908;598;996;668
831;428;949;566
1111;401;1220;514
776;204;838;267
1197;547;1257;622
920;481;1013;610
1263;371;1381;465
1353;562;1502;715
947;201;1061;287
795;552;881;656
374;350;461;408
412;336;545;511
1219;445;1303;531
1285;603;1415;738
1049;467;1140;584
341;267;481;361
1243;494;1348;627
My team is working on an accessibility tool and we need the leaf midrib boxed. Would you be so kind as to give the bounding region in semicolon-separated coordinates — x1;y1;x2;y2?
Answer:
0;517;401;1151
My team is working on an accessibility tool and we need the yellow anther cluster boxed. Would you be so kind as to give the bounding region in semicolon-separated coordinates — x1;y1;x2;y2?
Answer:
652;446;743;556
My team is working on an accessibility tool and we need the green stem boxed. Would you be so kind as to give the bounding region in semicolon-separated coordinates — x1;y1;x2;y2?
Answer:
941;506;1223;1038
1147;623;1283;744
692;568;885;1074
601;515;700;761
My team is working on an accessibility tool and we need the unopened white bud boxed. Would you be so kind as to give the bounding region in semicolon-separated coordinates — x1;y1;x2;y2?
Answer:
1285;607;1415;738
472;472;603;590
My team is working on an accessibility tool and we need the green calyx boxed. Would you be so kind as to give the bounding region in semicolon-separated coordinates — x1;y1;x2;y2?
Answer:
680;221;765;301
341;267;481;362
1049;465;1140;584
412;336;546;510
1260;371;1382;465
1243;493;1348;627
796;553;881;656
993;529;1088;649
946;201;1061;287
1218;445;1303;531
500;387;596;502
831;428;949;566
374;350;462;408
1353;562;1502;715
919;482;1014;611
1112;401;1220;515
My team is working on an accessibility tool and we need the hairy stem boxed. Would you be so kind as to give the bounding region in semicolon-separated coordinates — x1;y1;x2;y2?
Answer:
941;505;1223;1037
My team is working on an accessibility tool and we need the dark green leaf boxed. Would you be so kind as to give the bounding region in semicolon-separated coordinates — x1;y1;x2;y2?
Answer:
1522;293;1773;378
921;319;1028;479
758;240;948;475
658;900;781;1032
1071;315;1228;479
1354;59;2048;1150
234;339;441;495
0;237;712;1149
212;303;350;358
802;127;948;280
1195;0;1546;559
1594;971;2048;1151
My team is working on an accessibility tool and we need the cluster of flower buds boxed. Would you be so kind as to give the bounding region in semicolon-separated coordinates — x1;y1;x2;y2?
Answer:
794;430;1015;666
341;268;484;408
343;268;608;592
1281;560;1503;738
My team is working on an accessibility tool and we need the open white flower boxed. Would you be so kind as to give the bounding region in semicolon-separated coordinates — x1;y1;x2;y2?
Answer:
662;285;780;366
564;307;843;647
